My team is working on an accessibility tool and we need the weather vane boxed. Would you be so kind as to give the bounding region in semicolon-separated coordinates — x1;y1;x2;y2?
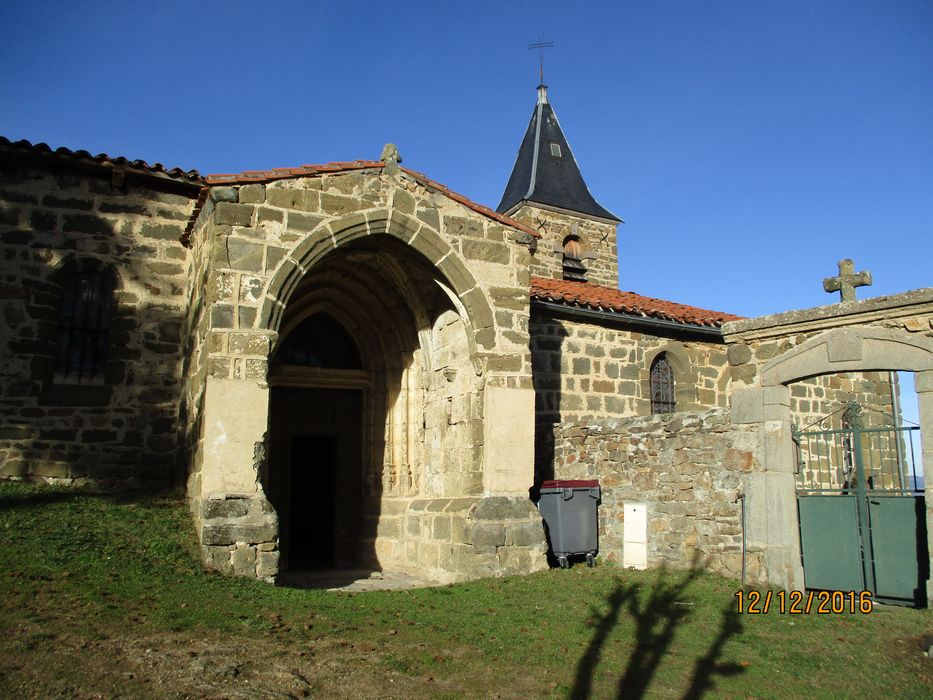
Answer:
528;35;554;85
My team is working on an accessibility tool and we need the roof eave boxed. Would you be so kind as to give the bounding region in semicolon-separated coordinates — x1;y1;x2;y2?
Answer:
505;199;622;225
531;299;726;338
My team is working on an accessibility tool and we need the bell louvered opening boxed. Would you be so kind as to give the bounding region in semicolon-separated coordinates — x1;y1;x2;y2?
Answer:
562;236;588;282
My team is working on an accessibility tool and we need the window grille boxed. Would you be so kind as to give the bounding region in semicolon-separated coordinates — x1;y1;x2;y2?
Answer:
55;272;114;381
650;355;675;414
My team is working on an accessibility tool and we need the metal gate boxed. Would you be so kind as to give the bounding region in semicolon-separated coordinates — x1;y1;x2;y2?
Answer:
793;402;928;606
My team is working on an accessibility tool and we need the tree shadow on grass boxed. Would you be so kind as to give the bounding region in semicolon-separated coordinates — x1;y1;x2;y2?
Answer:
570;561;746;700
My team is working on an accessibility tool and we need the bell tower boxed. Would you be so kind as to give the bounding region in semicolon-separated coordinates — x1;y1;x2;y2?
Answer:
497;84;621;288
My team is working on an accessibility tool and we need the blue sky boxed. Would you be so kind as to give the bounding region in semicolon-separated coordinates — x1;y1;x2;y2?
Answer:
1;1;930;318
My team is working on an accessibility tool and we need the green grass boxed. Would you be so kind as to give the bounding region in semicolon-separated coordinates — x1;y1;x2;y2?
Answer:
0;481;931;698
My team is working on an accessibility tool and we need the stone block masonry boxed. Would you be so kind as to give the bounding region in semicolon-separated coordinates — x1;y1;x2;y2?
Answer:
509;203;619;289
183;167;547;581
551;409;766;584
531;310;731;484
0;162;199;488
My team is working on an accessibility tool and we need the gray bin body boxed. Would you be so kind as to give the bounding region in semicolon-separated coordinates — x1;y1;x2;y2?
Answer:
538;482;600;559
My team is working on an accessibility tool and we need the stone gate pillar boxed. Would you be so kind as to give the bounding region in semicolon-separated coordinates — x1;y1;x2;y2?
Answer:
731;385;805;591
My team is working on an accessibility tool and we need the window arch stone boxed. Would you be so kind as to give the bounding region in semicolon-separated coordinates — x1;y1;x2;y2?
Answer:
642;343;699;414
649;354;675;414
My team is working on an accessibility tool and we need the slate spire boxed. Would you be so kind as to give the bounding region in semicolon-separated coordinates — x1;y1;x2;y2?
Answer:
497;84;620;222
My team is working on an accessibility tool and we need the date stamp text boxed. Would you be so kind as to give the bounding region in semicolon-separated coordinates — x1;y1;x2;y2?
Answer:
735;589;873;614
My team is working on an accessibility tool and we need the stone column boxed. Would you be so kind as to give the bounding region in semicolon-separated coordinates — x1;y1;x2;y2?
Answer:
731;385;805;591
197;377;279;579
916;370;933;605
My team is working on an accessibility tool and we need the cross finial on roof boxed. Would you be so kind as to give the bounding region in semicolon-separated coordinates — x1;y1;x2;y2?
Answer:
528;35;554;85
823;258;872;302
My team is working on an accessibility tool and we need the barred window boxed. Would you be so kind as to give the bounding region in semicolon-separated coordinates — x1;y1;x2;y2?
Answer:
650;354;675;414
55;272;114;381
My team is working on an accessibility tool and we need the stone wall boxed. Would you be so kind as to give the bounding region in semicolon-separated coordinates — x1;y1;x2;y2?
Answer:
0;159;198;487
374;496;547;584
551;409;763;582
510;203;618;288
531;310;730;482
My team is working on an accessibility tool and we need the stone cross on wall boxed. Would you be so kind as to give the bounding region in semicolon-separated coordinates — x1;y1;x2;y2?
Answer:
823;258;872;302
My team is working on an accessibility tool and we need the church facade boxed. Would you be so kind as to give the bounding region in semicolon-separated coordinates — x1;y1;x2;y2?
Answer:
1;86;931;600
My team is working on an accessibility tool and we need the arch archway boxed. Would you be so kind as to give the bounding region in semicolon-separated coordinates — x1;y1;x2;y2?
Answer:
263;229;486;573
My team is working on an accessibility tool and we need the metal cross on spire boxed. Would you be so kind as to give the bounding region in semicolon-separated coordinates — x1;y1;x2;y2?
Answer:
528;35;554;85
823;258;872;302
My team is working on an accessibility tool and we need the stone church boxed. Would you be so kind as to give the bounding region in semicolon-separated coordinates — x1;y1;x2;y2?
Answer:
1;84;931;602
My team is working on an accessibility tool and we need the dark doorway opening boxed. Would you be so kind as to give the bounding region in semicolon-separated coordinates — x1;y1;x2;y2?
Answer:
268;387;364;571
288;435;337;568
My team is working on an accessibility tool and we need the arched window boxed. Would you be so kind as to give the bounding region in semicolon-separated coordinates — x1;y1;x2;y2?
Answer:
562;235;588;282
55;270;115;382
650;354;675;414
273;313;362;369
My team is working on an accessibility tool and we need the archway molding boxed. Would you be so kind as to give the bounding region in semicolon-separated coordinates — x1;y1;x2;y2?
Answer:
759;327;933;387
259;209;496;351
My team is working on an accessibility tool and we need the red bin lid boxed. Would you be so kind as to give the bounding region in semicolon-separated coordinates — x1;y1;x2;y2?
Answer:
540;479;599;489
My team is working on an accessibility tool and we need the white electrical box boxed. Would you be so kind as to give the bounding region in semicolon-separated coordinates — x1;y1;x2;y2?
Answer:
623;502;648;570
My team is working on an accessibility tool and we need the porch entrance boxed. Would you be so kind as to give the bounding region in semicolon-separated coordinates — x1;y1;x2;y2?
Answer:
269;388;363;570
795;402;928;605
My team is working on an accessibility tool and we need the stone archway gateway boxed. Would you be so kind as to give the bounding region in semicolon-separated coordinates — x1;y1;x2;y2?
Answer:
184;160;548;581
723;290;933;605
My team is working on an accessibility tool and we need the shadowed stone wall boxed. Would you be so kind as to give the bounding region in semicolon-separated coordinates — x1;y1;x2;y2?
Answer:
0;155;198;487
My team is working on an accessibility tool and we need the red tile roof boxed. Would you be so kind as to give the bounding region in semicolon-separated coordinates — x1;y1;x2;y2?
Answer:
204;161;382;184
2;135;540;243
198;162;540;240
0;136;202;183
530;276;742;328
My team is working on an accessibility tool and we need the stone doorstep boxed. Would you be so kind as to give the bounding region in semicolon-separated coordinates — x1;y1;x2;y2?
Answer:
275;568;442;592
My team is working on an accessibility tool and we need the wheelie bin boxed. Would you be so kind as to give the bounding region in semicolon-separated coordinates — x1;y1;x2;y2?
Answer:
537;479;600;568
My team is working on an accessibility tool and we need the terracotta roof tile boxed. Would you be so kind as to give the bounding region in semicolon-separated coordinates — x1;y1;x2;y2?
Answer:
530;276;742;328
0;136;202;183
